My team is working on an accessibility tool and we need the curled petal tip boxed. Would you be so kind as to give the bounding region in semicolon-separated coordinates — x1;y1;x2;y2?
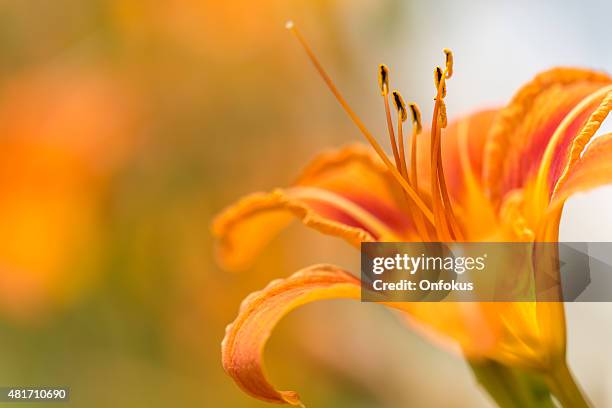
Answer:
221;265;361;405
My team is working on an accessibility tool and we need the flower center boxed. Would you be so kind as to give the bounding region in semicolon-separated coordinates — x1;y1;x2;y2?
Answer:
286;21;463;242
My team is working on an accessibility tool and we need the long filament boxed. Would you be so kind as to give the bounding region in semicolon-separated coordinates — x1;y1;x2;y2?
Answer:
430;107;453;241
286;21;434;224
384;96;402;171
399;114;430;240
430;65;463;241
397;107;408;178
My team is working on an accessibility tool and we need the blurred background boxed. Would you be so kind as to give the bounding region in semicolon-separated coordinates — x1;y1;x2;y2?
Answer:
0;0;611;407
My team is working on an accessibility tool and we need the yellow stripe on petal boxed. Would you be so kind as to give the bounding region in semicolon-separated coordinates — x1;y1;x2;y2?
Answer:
285;187;401;240
549;133;612;212
483;67;611;203
530;85;612;213
553;91;612;196
221;264;362;406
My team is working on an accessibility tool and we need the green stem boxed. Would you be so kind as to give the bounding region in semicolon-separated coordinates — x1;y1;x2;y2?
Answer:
545;361;591;408
469;359;555;408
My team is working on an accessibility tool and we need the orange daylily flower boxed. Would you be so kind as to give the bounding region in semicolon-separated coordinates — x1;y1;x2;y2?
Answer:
213;24;611;406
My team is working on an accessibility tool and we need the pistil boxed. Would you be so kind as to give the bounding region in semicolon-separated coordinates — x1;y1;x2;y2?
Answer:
286;21;434;225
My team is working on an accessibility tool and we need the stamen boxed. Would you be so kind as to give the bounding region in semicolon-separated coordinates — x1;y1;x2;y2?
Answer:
443;49;453;79
393;91;431;240
430;68;452;240
438;126;464;241
434;66;446;98
286;21;434;224
409;103;422;133
430;54;464;241
379;65;402;171
392;91;408;122
378;65;390;96
409;102;422;189
430;109;453;240
392;90;409;177
438;99;448;129
438;146;464;240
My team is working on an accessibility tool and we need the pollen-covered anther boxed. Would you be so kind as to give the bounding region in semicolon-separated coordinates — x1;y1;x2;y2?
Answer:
443;48;453;78
434;66;446;98
392;90;408;122
409;103;423;132
378;64;390;96
438;100;448;128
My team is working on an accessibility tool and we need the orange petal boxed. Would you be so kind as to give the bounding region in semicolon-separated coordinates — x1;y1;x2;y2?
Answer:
551;91;612;196
399;302;499;357
294;143;413;231
550;133;612;210
483;67;612;204
221;264;361;406
402;301;565;371
212;144;414;271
